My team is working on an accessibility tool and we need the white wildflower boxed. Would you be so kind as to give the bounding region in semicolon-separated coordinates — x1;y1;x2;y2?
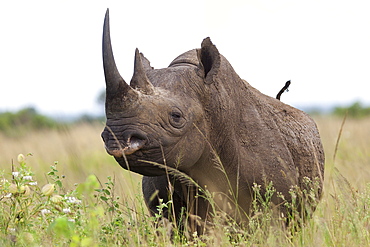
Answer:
63;208;71;214
29;181;38;186
23;176;33;181
12;172;19;177
66;196;81;204
41;209;51;216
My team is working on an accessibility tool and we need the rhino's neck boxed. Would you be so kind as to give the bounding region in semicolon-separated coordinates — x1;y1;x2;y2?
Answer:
186;135;253;221
202;57;249;172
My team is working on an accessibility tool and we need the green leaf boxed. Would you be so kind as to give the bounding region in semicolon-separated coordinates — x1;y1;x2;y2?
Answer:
55;180;63;188
100;196;108;201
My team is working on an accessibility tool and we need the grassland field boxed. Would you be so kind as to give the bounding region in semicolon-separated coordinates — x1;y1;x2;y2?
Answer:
1;116;369;194
0;115;369;246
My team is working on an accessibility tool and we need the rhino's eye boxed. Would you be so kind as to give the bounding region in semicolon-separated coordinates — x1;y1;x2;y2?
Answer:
171;112;181;121
169;109;186;128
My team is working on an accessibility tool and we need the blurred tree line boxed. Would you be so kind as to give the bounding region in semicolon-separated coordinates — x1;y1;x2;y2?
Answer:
332;101;370;118
0;101;369;136
0;107;64;136
0;93;106;137
0;107;104;137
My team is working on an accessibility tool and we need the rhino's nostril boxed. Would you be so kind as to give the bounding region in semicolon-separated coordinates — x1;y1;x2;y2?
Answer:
129;133;146;142
123;130;146;144
124;134;147;155
104;129;148;157
129;135;146;146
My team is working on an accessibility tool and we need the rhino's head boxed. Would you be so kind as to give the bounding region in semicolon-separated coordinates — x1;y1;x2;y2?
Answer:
101;10;220;176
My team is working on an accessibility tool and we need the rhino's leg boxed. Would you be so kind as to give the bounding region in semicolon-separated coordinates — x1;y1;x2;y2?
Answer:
142;175;170;217
142;175;188;228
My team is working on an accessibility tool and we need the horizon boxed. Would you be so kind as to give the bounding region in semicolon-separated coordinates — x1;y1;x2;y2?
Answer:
2;100;366;122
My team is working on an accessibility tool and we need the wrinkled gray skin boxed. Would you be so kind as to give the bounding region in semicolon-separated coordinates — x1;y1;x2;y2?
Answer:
101;10;324;233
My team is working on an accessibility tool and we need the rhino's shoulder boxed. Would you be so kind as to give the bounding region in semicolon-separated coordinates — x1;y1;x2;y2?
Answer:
242;79;316;127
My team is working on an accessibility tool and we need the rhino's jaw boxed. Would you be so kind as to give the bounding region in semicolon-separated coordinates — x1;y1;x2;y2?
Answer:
114;156;166;176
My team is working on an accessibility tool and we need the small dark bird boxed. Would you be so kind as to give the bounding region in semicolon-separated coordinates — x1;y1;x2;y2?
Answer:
276;80;291;100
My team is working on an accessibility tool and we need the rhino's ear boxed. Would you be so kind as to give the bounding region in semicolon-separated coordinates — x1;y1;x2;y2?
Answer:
197;37;221;85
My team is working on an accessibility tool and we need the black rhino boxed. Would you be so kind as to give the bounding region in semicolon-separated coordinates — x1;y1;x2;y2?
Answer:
101;10;324;233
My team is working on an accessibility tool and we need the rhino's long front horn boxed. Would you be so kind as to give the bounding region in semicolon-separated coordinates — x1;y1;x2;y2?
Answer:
103;9;137;105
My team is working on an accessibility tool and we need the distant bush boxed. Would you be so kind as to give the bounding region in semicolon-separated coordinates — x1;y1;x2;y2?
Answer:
75;114;105;124
0;107;63;136
333;101;370;118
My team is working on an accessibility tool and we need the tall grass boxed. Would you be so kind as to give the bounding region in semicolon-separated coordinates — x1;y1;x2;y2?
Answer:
0;123;142;194
0;116;369;246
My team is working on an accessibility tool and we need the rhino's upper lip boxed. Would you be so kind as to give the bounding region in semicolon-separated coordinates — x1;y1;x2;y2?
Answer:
106;138;147;158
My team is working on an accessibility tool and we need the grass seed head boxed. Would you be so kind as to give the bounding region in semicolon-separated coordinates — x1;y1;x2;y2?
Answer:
17;153;25;164
8;184;18;194
41;183;55;196
51;194;63;203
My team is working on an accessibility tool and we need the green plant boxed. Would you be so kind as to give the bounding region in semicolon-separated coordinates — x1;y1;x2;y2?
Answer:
0;155;106;245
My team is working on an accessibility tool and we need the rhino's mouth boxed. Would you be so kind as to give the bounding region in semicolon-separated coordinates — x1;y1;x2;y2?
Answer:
106;136;147;157
103;129;167;176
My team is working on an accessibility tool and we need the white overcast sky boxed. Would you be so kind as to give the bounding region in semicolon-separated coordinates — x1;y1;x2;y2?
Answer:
1;0;369;117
